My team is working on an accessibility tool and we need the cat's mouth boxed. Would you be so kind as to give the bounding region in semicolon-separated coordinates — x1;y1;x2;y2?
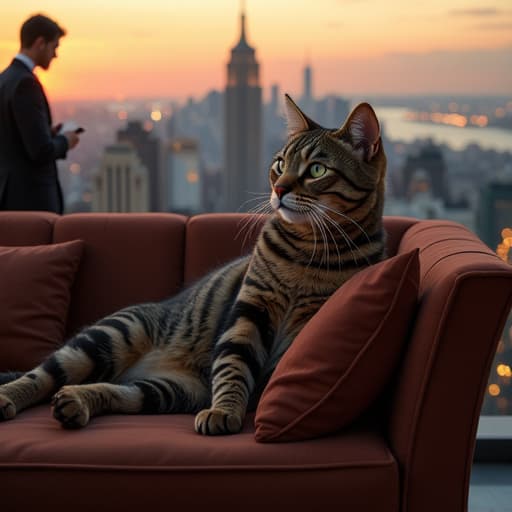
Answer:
270;192;309;224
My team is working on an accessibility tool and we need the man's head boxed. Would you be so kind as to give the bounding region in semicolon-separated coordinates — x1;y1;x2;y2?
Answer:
20;14;66;70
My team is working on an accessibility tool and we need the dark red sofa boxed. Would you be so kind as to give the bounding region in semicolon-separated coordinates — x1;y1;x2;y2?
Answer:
0;211;511;512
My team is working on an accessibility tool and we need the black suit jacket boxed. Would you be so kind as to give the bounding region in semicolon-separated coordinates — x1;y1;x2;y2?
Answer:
0;58;68;214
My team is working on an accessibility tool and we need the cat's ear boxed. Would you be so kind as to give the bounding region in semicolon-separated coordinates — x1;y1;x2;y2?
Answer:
337;103;381;161
283;94;320;136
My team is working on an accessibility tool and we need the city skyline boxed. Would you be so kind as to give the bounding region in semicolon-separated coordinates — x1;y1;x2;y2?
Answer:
0;0;511;101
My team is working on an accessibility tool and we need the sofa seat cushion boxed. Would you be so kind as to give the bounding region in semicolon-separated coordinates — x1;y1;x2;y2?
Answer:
0;407;399;511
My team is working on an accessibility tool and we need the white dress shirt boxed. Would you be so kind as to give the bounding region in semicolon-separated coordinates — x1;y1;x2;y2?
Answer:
14;53;35;72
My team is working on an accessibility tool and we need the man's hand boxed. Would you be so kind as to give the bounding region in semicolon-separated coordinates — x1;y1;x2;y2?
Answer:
63;131;80;150
51;123;62;136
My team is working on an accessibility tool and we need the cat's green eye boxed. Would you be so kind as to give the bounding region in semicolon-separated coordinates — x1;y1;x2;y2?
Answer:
272;159;284;175
309;163;327;179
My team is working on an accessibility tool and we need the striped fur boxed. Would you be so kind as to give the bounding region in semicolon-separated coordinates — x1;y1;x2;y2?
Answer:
0;95;387;435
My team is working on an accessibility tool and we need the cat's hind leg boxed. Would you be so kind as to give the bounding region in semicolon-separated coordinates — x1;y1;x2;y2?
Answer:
0;365;63;421
0;306;154;421
51;382;142;428
51;370;209;428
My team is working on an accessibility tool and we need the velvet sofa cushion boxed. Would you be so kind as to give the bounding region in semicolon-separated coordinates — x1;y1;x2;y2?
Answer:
0;240;84;372
255;249;419;443
0;407;399;512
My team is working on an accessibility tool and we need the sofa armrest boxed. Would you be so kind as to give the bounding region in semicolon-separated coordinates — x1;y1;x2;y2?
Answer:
387;220;512;512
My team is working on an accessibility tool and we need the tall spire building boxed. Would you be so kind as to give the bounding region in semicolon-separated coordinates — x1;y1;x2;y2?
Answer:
224;7;263;212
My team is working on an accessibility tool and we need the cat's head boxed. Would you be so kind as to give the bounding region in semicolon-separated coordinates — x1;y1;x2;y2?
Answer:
269;94;386;228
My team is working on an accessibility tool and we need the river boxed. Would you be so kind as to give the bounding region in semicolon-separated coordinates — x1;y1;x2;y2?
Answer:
375;107;512;153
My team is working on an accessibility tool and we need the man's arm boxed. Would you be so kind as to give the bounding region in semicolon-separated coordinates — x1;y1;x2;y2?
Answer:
11;76;68;165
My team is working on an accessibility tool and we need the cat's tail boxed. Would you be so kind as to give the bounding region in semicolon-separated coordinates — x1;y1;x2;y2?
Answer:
0;371;24;384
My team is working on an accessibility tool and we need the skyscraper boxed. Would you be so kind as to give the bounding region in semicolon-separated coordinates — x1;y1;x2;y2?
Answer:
303;64;312;104
399;143;448;202
117;121;161;211
477;180;512;250
93;143;149;213
224;8;263;212
163;138;202;214
300;62;314;117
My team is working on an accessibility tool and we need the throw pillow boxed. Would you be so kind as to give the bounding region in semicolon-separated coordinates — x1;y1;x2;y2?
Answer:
254;248;419;443
0;240;84;372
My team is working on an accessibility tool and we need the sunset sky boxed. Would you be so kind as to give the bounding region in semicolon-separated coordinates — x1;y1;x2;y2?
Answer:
0;0;511;102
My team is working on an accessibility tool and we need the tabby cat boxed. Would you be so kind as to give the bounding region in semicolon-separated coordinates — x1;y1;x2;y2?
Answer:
0;94;386;435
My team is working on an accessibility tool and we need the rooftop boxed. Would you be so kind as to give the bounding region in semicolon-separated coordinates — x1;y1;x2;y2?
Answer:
469;463;512;511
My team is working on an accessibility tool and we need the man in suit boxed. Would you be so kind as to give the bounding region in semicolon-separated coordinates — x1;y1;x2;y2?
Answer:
0;14;80;214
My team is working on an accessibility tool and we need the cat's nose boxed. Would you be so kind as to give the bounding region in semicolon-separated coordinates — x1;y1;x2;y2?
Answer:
274;185;290;199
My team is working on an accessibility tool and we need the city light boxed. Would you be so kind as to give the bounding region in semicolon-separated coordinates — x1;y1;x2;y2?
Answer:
69;163;81;175
496;108;506;118
497;364;512;378
150;110;162;122
404;111;469;128
486;232;512;411
489;384;501;396
496;228;512;263
469;115;488;128
187;170;199;184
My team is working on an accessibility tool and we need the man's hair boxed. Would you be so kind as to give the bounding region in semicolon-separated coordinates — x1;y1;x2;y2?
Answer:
20;14;66;48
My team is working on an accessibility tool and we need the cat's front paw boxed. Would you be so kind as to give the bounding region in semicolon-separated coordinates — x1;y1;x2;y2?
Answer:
0;393;16;421
51;387;90;429
194;407;243;435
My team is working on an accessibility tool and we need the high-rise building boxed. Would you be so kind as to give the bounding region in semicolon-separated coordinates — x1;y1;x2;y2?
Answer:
117;121;161;211
303;64;312;104
399;143;448;202
224;8;263;212
163;138;203;214
269;84;279;116
93;143;149;212
477;180;512;250
300;63;314;117
314;95;350;129
264;84;286;178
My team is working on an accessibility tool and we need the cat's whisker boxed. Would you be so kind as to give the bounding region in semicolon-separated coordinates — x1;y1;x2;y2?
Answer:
304;212;319;269
324;218;344;272
307;207;331;271
315;204;371;267
323;212;361;268
310;206;344;272
236;194;270;213
318;203;372;245
311;204;358;260
294;198;329;269
284;197;327;270
312;202;373;266
236;201;272;252
235;199;270;236
303;198;363;268
303;208;323;270
245;203;272;241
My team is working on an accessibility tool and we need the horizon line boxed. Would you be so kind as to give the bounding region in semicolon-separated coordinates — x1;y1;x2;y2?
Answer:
50;91;512;104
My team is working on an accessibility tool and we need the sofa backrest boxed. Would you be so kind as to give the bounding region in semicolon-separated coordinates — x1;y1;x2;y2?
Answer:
53;213;188;336
0;211;56;245
184;213;268;285
0;212;188;338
